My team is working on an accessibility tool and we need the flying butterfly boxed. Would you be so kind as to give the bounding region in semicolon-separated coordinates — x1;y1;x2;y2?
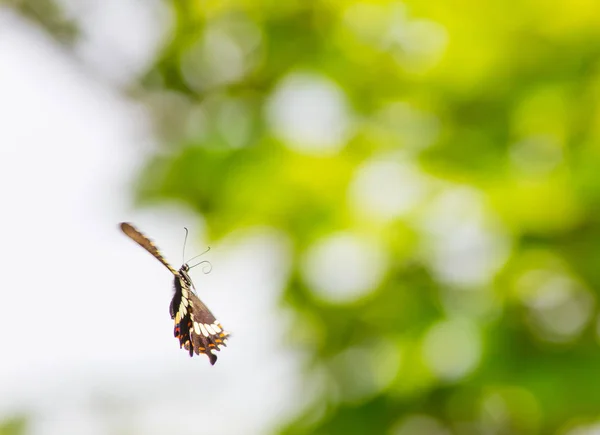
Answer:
120;222;229;365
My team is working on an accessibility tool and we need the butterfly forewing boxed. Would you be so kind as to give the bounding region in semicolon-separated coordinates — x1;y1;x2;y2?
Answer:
120;222;178;275
120;222;230;365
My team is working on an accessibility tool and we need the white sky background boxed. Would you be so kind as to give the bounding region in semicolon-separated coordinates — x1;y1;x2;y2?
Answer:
0;5;303;435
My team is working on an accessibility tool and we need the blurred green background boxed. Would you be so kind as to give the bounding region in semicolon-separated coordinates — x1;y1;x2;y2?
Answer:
7;0;600;434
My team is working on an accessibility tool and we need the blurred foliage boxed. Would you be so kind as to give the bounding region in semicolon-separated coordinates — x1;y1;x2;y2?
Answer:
5;0;77;43
135;2;600;433
0;416;26;435
12;0;600;433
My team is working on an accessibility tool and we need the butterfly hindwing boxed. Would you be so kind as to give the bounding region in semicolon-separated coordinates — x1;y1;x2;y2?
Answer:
171;274;230;365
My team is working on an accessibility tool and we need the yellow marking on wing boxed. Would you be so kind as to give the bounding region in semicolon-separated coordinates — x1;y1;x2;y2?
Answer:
199;323;209;337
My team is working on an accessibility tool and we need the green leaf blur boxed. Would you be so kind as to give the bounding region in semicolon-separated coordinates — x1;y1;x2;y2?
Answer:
134;1;600;434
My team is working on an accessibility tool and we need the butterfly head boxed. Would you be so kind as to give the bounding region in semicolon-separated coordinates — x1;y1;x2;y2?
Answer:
179;263;193;287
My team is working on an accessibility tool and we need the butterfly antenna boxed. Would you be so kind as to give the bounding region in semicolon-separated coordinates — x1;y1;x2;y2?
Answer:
189;259;213;275
186;246;211;264
187;246;212;274
182;227;189;265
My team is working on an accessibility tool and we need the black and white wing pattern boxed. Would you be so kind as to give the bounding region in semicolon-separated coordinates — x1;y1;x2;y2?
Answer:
170;269;230;365
120;222;230;365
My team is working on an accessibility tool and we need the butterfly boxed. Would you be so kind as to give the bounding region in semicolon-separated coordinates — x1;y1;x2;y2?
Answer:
120;222;229;365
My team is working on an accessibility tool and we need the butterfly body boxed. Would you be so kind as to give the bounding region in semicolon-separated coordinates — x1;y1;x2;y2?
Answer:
120;222;229;365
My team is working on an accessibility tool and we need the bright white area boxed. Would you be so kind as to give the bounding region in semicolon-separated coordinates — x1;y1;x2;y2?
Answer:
301;232;387;303
266;72;353;155
421;319;481;381
0;7;301;435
